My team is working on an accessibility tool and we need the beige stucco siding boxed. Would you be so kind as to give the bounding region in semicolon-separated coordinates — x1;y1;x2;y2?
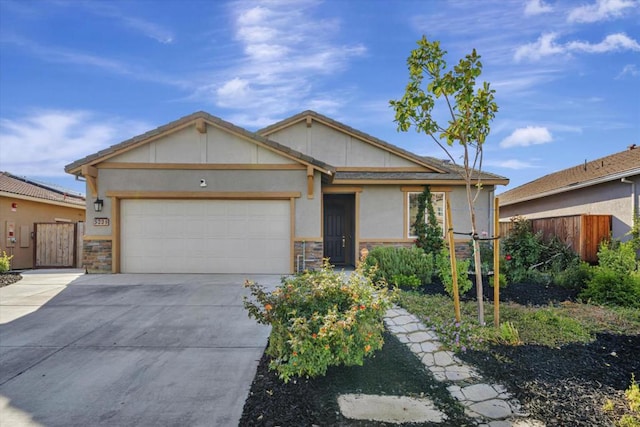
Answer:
357;185;495;240
499;176;638;240
267;121;417;168
359;186;405;238
86;168;319;237
0;196;85;269
107;124;297;165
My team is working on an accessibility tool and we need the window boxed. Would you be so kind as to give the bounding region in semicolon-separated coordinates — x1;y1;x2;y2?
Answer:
408;192;445;238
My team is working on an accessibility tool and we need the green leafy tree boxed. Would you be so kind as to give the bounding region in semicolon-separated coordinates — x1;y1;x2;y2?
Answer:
390;36;498;325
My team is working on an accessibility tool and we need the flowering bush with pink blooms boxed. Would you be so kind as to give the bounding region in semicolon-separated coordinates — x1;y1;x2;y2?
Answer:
243;260;394;382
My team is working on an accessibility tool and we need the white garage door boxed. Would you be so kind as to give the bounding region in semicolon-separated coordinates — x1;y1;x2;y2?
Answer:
121;199;290;274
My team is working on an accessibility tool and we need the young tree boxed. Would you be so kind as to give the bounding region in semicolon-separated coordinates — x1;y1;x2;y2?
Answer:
390;36;498;325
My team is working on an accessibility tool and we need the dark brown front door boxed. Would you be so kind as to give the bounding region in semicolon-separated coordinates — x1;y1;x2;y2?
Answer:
323;194;354;265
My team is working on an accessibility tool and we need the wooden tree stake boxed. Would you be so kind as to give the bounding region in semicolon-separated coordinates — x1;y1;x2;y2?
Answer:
494;197;500;328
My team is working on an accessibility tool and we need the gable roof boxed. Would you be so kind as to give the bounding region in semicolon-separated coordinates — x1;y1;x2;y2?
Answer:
259;110;508;185
65;111;334;176
0;172;85;208
258;110;451;173
499;145;640;206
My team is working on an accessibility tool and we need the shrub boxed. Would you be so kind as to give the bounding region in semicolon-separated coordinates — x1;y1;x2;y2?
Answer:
598;240;638;274
413;186;444;256
0;250;13;273
502;216;581;284
554;259;593;290
364;245;434;285
390;274;421;290
243;260;393;382
619;374;640;426
435;247;472;297
496;321;521;345
580;268;640;309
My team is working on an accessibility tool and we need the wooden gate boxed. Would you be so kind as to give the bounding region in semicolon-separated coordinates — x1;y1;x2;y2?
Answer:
34;223;77;268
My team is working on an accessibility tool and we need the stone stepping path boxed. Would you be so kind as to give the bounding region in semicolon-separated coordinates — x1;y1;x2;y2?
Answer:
382;307;545;427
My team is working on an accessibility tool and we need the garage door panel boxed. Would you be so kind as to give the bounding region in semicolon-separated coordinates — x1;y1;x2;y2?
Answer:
121;200;290;274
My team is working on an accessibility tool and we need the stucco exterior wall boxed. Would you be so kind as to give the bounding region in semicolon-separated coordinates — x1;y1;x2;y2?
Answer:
267;121;417;168
86;168;320;238
357;185;495;241
0;196;85;269
109;124;297;165
359;186;405;238
499;176;638;240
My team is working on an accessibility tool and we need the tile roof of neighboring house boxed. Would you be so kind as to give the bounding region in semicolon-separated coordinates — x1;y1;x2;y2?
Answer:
65;111;334;175
0;172;86;207
499;145;640;206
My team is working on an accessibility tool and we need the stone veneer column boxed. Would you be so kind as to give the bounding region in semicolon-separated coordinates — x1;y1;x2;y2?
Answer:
293;241;323;272
83;240;112;273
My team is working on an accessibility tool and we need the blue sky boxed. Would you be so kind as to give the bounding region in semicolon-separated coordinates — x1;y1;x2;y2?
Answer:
1;0;638;196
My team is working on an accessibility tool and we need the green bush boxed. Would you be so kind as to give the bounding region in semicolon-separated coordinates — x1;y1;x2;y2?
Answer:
554;259;593;290
502;216;581;284
243;261;393;382
390;274;422;290
364;246;434;285
0;250;12;273
597;240;638;274
580;268;640;308
435;247;472;297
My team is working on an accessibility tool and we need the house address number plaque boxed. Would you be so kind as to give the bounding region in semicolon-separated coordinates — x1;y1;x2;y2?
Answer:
94;217;110;226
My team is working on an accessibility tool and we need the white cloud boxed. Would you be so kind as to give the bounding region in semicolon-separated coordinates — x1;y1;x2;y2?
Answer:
205;0;366;118
567;33;640;53
514;33;565;61
485;159;539;169
0;110;150;177
616;64;640;79
515;32;640;61
500;126;553;148
61;1;174;44
568;0;637;23
524;0;553;16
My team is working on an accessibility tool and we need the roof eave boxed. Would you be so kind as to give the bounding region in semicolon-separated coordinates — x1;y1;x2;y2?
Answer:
500;168;640;206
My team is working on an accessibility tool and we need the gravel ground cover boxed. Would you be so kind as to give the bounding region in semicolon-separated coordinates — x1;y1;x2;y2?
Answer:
241;280;639;426
0;272;22;288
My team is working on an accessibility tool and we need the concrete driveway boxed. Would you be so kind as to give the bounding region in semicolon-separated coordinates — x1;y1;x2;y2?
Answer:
0;270;277;426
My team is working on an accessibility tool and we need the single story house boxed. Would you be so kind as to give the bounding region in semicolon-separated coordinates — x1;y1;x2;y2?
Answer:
0;171;86;269
499;145;640;241
65;111;509;274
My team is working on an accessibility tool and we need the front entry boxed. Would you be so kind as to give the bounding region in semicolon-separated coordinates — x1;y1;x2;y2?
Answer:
323;194;355;266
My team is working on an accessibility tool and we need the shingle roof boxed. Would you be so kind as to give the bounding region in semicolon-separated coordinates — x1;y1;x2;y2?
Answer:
0;172;86;207
65;111;334;175
499;145;640;206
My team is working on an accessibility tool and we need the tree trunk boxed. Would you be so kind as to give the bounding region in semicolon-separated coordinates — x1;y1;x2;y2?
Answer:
466;180;485;325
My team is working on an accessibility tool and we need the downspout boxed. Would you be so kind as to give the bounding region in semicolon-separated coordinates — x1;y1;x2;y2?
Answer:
621;178;636;240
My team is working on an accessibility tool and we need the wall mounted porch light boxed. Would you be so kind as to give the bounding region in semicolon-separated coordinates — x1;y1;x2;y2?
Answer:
94;197;104;212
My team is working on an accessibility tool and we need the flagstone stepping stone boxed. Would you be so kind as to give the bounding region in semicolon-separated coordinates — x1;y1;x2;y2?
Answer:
337;394;447;424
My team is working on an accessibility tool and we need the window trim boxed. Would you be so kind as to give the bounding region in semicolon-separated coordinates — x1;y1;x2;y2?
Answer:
406;191;446;239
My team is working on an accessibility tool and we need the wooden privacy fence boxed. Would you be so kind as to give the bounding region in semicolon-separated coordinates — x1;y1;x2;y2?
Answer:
499;214;612;263
34;222;83;268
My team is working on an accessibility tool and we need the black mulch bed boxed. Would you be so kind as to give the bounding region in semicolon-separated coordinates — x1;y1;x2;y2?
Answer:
241;279;639;426
240;332;475;427
0;272;22;288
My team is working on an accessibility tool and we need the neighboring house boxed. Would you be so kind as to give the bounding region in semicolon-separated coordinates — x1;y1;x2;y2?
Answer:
0;172;86;269
65;111;508;274
499;145;640;241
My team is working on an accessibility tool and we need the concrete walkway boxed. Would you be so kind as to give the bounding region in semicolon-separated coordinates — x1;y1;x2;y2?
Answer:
0;270;276;427
384;307;545;427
